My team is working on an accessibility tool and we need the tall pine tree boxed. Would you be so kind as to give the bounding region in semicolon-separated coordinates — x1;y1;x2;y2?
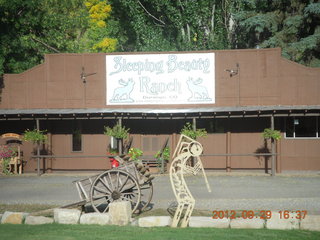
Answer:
231;0;320;67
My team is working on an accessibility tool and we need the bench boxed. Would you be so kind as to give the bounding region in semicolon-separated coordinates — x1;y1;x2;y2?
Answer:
140;156;160;168
141;156;167;174
141;138;169;173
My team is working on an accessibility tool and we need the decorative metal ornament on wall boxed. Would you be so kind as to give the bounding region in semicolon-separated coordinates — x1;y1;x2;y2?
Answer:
80;67;96;84
106;53;215;105
169;134;211;228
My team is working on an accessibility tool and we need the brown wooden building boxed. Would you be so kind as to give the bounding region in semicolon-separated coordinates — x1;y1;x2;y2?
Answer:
0;48;319;173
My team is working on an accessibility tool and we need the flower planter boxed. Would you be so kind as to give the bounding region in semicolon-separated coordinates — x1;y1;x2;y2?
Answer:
107;155;119;168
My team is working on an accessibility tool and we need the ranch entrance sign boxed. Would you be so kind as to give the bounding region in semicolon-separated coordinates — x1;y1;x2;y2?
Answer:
106;52;215;105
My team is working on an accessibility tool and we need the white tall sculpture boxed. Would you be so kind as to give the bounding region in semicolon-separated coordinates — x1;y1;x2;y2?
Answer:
170;134;211;228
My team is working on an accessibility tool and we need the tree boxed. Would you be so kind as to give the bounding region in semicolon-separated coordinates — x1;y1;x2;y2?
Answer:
0;0;87;74
83;0;117;52
231;0;320;67
1;0;318;74
0;0;117;74
109;0;232;51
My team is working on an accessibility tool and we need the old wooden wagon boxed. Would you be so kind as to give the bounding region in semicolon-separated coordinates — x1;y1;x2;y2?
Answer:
72;156;154;213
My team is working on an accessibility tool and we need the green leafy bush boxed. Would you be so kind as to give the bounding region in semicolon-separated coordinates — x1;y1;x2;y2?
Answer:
180;122;207;140
154;146;170;170
262;128;281;141
128;148;143;161
154;147;170;161
104;123;130;139
22;129;47;144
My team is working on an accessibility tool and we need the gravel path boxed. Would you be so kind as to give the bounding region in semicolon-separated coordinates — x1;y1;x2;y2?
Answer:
1;173;319;214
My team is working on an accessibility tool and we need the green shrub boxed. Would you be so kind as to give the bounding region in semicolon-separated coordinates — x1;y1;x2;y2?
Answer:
104;123;130;139
128;147;143;161
180;122;207;140
262;128;281;141
23;129;47;143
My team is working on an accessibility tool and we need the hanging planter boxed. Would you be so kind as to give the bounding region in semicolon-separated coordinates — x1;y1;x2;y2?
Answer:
103;123;130;140
180;122;207;140
23;129;47;175
22;129;47;144
262;128;281;141
104;123;130;155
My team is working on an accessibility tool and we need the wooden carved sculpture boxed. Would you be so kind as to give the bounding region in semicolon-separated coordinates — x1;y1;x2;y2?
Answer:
170;134;211;228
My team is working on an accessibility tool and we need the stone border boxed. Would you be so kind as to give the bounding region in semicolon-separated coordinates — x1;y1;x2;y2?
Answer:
0;210;319;231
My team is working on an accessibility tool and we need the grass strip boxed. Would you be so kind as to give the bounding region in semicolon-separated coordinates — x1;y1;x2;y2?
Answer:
0;224;319;240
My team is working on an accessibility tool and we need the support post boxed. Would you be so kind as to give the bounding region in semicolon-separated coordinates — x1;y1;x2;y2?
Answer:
192;118;196;132
47;132;52;173
192;118;196;166
36;119;41;176
237;63;241;106
271;115;276;176
118;118;123;155
226;131;231;172
276;139;281;173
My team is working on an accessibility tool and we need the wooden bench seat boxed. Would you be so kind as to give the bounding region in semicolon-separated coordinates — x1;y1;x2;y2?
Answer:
140;156;159;168
140;156;167;173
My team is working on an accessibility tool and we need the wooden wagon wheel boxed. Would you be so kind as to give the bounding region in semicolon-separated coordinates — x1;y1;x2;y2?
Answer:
90;169;141;213
135;181;153;213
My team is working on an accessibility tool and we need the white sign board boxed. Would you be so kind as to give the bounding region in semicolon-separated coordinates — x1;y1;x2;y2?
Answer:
106;52;215;105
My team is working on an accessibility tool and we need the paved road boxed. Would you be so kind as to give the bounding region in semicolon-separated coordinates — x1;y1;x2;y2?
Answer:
0;173;319;214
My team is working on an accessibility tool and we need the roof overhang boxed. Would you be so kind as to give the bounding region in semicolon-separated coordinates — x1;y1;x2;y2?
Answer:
0;105;320;120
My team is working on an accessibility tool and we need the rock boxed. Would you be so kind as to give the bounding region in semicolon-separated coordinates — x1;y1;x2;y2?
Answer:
25;216;54;225
138;216;172;227
300;215;320;231
80;212;110;225
109;201;131;226
0;214;2;222
189;217;230;228
130;218;139;227
54;208;81;224
230;218;265;229
266;211;299;230
1;211;28;224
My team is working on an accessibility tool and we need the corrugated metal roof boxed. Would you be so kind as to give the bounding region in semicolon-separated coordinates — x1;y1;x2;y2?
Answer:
0;105;319;116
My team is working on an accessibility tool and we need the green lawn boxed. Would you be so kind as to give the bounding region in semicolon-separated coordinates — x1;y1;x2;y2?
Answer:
0;224;319;240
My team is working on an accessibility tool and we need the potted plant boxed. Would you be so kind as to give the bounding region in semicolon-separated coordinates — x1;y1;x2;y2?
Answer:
107;146;119;168
104;122;130;140
0;145;17;175
180;122;207;140
128;147;143;162
262;128;281;141
23;129;47;144
262;128;281;175
154;146;170;173
104;123;130;154
180;122;207;166
23;129;47;175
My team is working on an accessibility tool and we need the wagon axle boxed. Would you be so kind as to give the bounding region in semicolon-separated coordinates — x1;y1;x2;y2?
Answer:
111;190;121;200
